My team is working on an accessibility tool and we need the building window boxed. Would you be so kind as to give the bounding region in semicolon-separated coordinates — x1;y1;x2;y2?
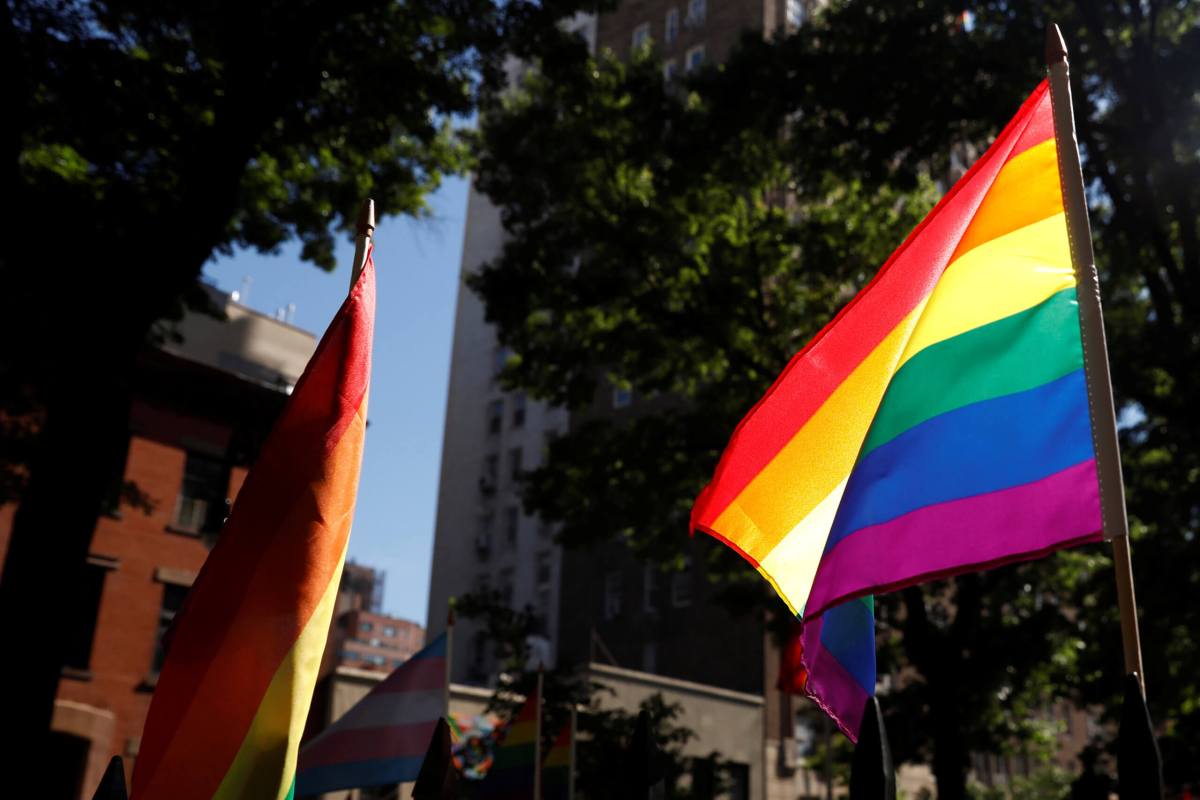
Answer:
481;453;499;496
604;571;622;620
64;558;114;673
685;44;705;73
512;393;527;428
631;22;651;51
492;347;512;379
341;650;361;661
612;386;633;409
476;514;494;559
383;625;397;637
665;8;680;43
671;558;692;607
172;451;227;534
150;582;189;676
536;587;552;634
504;506;520;546
508;447;523;480
536;551;552;584
487;400;504;435
499;568;514;607
663;59;678;82
643;566;659;613
786;0;805;27
685;0;705;26
642;642;657;673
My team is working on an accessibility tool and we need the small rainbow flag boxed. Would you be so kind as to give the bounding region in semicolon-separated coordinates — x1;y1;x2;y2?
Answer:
295;633;449;796
131;250;376;798
542;715;574;800
477;690;541;799
693;80;1116;737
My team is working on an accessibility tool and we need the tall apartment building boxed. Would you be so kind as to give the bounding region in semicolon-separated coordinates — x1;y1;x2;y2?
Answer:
426;0;814;683
0;284;316;799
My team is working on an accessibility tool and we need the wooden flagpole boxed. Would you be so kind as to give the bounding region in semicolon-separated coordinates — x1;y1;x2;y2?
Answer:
1045;23;1145;690
351;198;376;291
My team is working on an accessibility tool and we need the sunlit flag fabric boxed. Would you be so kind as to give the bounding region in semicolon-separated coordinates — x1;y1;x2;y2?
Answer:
131;250;376;799
693;81;1108;738
477;692;540;799
294;633;448;796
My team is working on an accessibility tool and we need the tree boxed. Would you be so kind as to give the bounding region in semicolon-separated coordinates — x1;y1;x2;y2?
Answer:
455;590;736;799
467;1;1200;796
0;0;600;770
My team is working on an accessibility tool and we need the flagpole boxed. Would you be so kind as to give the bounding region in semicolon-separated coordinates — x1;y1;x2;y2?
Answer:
1045;23;1145;690
535;669;544;800
567;705;577;800
351;198;376;290
445;604;455;718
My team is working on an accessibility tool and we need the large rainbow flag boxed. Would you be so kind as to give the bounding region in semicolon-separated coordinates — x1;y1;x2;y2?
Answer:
693;80;1114;737
131;250;376;799
295;633;448;796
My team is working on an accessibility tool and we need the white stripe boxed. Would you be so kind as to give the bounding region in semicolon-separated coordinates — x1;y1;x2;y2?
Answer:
759;479;847;616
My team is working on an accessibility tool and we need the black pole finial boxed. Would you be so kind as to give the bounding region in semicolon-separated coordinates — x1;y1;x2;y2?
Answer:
849;697;895;800
90;756;128;800
412;718;459;800
1118;673;1163;799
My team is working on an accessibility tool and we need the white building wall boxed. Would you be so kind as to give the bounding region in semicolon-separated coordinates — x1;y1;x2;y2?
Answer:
425;183;568;684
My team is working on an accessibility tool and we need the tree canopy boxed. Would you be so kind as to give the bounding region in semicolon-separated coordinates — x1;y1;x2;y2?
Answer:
468;1;1200;796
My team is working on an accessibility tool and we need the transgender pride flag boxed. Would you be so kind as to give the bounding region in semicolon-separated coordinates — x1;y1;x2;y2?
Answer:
295;633;448;796
694;79;1120;739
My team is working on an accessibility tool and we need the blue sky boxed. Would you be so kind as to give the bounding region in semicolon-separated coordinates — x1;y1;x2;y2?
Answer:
203;176;470;626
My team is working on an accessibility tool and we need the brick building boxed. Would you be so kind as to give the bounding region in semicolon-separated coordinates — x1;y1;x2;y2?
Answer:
0;285;316;799
319;561;427;675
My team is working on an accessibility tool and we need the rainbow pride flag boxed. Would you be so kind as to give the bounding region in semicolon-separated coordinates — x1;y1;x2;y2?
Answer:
693;80;1113;737
131;250;376;799
542;717;574;800
294;633;448;796
477;691;540;799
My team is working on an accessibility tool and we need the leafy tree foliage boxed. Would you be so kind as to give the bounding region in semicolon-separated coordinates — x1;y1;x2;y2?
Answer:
0;0;601;770
468;1;1200;797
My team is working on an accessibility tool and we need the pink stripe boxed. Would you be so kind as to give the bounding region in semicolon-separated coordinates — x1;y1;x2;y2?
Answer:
802;618;868;740
377;657;446;693
806;460;1103;618
298;721;437;770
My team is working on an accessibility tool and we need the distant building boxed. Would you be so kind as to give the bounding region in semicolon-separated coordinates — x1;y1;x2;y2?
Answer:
0;284;316;799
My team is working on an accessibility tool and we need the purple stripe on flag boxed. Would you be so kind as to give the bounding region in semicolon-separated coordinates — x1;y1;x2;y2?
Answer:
298;720;437;770
806;459;1103;618
802;615;869;739
376;656;447;693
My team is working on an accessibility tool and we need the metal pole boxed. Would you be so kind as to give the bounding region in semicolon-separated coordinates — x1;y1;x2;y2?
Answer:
1045;23;1145;690
350;198;376;291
